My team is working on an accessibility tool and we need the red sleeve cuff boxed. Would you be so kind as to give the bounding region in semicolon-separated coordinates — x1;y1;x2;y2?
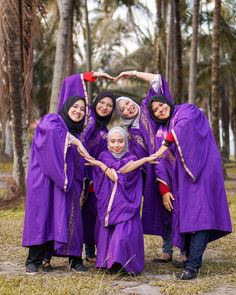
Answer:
83;72;97;82
166;132;175;143
159;182;170;195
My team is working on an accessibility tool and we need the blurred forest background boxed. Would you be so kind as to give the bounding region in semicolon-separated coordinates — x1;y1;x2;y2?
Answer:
0;0;236;194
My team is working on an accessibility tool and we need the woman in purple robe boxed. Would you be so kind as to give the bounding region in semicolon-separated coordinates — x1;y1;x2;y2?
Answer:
82;91;116;263
115;71;183;263
148;95;232;279
56;71;116;262
22;96;92;274
85;127;157;275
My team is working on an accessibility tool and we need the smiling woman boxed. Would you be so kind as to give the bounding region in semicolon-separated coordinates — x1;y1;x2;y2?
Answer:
67;99;85;122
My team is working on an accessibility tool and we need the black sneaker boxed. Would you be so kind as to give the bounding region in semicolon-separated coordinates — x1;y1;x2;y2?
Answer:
176;268;198;280
26;263;38;275
71;263;88;272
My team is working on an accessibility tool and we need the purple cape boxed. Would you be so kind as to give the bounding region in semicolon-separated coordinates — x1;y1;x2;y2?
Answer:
22;114;85;257
93;151;144;274
156;104;232;248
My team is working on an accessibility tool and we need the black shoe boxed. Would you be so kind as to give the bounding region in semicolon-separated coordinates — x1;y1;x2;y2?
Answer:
176;268;198;280
26;263;39;275
172;260;185;268
71;263;88;272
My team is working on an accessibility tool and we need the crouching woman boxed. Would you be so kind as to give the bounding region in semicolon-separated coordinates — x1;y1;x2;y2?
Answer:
85;127;156;275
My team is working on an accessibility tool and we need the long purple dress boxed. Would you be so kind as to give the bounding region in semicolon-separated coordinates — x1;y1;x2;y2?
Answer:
22;114;85;257
138;76;173;237
155;104;232;249
93;151;144;274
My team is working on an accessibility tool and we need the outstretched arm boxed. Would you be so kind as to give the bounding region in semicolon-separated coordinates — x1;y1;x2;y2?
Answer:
119;154;158;174
85;158;116;182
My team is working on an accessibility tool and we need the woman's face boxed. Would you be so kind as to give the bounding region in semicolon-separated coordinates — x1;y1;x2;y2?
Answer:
95;97;114;117
108;131;126;155
151;101;171;120
117;99;139;119
68;99;85;122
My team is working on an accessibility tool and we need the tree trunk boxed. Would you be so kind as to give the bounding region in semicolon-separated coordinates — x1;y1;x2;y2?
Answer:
155;0;162;73
188;0;199;104
84;0;92;104
66;1;74;76
211;0;221;147
174;0;183;104
5;1;27;193
50;0;73;113
165;0;175;94
230;77;236;160
220;86;229;160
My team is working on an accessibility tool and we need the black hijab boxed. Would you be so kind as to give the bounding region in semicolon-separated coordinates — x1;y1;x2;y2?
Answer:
92;91;116;130
148;95;175;126
59;96;85;136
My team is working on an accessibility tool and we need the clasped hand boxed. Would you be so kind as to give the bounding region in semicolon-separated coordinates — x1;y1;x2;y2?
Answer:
92;70;137;81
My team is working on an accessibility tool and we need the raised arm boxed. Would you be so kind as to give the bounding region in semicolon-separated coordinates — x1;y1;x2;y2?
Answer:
115;70;157;83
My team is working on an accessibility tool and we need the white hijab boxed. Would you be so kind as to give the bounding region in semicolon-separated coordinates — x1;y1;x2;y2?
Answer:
116;96;141;128
107;126;129;159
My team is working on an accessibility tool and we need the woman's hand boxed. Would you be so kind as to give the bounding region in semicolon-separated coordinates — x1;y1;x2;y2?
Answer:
115;70;137;80
163;192;175;211
85;158;102;167
145;154;160;164
77;141;92;159
92;72;114;80
153;145;168;158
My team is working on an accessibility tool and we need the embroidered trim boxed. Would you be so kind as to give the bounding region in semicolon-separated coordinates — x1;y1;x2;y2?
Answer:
131;134;148;152
140;107;155;151
171;129;195;181
156;177;171;189
63;132;70;192
80;107;95;143
165;150;176;167
80;73;89;125
105;169;118;227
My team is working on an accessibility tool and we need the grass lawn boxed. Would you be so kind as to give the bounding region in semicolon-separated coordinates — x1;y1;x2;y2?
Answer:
0;162;235;295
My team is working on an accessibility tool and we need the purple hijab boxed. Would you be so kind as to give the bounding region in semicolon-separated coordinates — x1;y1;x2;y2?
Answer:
93;151;144;274
155;104;232;248
22;113;85;257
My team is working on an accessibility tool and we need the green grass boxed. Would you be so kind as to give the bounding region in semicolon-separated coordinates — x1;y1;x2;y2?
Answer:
0;164;235;294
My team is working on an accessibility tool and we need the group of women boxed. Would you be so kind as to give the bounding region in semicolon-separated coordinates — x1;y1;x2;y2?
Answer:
22;70;232;280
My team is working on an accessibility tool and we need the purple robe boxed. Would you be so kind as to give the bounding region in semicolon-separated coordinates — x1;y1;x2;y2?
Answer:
156;104;232;248
137;76;173;236
93;151;144;274
22;114;85;257
82;127;108;245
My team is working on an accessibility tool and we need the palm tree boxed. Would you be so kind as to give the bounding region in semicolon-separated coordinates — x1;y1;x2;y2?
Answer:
211;0;221;147
188;0;200;103
50;0;73;113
